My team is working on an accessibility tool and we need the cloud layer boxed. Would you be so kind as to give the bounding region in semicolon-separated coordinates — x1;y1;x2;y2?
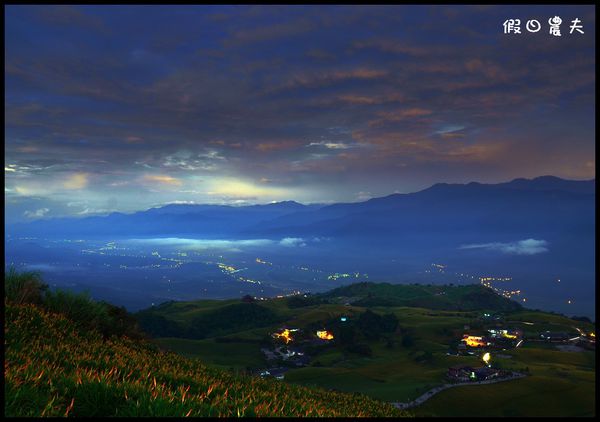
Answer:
459;238;549;255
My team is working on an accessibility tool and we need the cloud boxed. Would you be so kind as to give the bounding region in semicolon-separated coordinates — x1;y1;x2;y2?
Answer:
281;68;388;91
207;178;285;199
125;136;144;143
279;237;306;247
355;191;372;201
459;238;549;255
127;237;275;251
141;174;183;186
256;141;300;152
306;141;366;150
62;173;89;189
24;207;50;218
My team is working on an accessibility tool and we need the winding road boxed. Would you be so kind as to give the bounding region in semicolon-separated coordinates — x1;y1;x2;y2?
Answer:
391;372;527;410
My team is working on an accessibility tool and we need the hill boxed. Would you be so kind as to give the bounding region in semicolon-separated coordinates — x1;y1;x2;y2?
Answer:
134;283;522;340
135;301;286;339
318;282;523;312
4;301;407;417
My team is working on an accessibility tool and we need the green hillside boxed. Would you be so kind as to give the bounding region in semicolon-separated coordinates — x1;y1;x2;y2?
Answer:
138;283;595;417
4;302;407;417
319;282;524;312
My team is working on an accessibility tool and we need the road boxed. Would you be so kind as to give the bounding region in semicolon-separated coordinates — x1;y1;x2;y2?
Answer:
391;372;527;410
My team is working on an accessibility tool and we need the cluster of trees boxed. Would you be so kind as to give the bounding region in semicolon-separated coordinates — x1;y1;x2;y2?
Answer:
4;267;144;340
326;310;402;357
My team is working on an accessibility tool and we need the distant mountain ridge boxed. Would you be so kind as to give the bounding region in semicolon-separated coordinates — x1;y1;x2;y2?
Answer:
319;282;523;312
8;176;594;240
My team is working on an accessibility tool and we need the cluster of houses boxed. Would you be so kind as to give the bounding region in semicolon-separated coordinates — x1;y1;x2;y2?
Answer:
257;326;336;380
452;328;523;355
539;331;573;342
261;345;311;367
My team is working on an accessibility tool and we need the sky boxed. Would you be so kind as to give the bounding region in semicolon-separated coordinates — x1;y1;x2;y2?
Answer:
5;5;595;223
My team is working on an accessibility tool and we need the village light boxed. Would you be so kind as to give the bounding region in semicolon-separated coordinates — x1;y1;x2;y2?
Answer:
482;352;491;366
272;328;298;344
316;330;334;340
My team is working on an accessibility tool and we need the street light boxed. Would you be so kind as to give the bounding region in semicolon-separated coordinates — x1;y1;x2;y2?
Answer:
482;352;491;366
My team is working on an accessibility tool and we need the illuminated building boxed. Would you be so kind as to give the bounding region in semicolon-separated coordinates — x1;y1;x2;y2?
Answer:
462;335;487;347
316;330;334;340
272;328;298;344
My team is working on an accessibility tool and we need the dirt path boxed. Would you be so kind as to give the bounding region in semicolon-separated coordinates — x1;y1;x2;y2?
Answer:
391;372;527;410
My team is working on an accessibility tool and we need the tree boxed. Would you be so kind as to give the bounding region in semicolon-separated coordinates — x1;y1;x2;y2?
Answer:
358;309;382;340
401;332;415;348
338;324;356;346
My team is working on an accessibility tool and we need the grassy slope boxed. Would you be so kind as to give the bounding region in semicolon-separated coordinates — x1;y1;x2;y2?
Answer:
148;292;595;417
4;302;408;417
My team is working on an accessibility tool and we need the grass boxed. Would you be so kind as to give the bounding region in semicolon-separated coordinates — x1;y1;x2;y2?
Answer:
153;337;266;369
413;375;595;417
5;302;409;417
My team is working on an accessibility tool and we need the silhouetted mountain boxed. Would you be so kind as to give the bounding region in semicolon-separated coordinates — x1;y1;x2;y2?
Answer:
8;201;322;238
8;177;594;243
243;177;594;242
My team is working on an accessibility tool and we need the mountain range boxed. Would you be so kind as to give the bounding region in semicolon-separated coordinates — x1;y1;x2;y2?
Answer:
9;176;594;244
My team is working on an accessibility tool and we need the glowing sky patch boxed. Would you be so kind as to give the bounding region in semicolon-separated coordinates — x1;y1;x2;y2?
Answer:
142;174;183;186
63;173;89;190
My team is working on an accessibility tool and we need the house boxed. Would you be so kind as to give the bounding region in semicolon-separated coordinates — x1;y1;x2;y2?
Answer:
488;328;523;343
461;335;489;347
447;365;473;381
257;367;289;380
473;366;499;381
268;367;289;380
540;331;570;342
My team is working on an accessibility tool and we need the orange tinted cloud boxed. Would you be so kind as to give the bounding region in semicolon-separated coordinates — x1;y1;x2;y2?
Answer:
63;173;89;189
369;108;433;127
142;174;183;186
256;140;301;152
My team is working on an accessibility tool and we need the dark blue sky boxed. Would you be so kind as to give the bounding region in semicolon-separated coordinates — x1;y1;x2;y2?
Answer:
5;5;595;222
